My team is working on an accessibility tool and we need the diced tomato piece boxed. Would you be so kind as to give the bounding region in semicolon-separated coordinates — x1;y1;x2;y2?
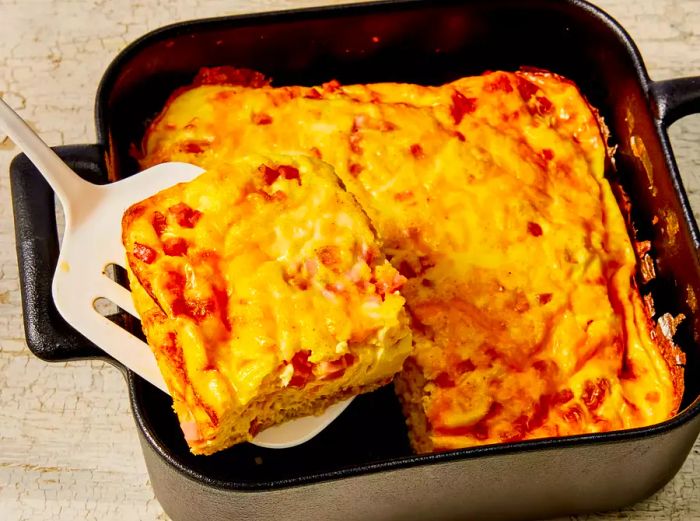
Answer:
278;165;301;184
259;164;300;185
133;243;156;264
322;79;341;92
171;296;215;322
151;211;167;236
259;164;280;185
288;350;314;388
410;143;424;158
516;76;539;101
485;74;513;93
532;360;549;373
536;96;554;114
169;298;188;317
349;162;363;176
450;90;478;124
168;203;202;228
163;237;188;256
538;293;553;305
527;222;543;237
165;271;185;298
251;112;273;125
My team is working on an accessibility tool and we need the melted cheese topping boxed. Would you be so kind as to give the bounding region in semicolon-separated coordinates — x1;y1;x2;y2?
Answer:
122;154;411;453
138;68;683;452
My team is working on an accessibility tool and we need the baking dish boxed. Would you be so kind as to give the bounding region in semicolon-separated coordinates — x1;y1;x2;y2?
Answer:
9;0;700;519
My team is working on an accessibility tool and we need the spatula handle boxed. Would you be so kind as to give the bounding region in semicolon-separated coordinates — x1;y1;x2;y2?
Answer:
10;145;107;362
0;97;89;207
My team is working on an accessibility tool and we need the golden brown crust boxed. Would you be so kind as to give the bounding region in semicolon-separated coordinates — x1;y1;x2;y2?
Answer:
590;107;685;416
192;378;391;455
394;357;433;453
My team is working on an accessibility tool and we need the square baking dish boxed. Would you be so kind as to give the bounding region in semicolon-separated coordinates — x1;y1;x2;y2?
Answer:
10;1;700;519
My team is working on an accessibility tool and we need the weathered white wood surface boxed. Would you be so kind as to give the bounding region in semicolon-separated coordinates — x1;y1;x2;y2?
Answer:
1;0;699;519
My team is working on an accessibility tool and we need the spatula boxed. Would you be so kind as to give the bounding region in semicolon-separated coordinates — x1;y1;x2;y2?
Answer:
0;97;352;449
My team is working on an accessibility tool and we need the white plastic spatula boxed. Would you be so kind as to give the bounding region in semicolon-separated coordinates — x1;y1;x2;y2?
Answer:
1;97;352;448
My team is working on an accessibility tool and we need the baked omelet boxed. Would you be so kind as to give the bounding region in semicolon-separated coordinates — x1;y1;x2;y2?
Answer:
122;154;412;454
136;67;684;453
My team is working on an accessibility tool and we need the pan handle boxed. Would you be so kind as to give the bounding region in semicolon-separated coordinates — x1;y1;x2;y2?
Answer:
650;76;700;126
10;144;113;362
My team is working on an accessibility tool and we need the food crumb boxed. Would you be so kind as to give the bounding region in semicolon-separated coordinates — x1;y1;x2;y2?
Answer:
687;285;697;313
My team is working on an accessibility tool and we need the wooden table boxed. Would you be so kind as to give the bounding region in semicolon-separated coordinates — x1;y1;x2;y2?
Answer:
1;1;699;519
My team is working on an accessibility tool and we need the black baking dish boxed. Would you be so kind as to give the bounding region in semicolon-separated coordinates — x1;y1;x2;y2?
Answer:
10;0;700;520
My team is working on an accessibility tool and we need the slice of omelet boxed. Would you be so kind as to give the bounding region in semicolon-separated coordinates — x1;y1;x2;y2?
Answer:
122;154;412;455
